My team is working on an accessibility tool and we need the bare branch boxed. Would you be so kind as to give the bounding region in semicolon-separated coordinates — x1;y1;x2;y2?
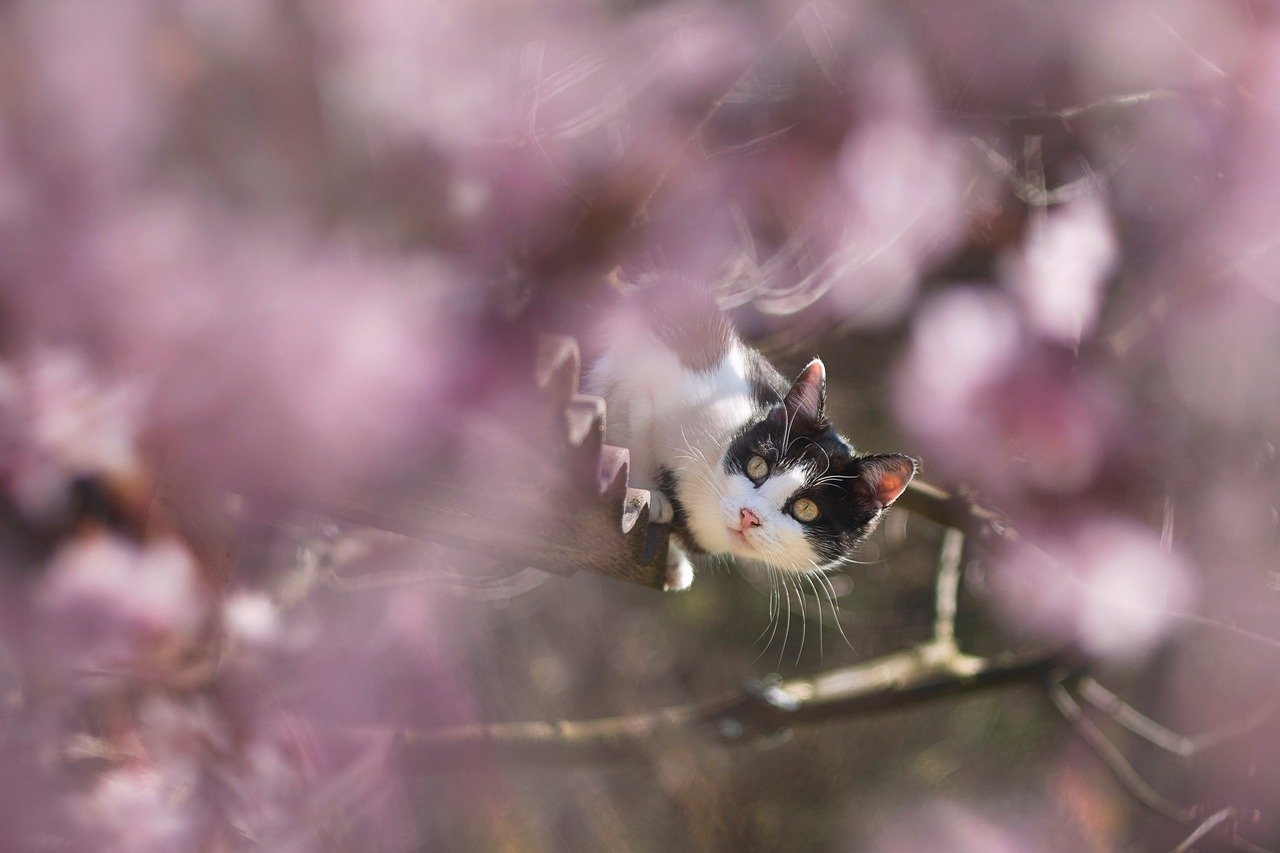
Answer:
1172;807;1237;853
1078;677;1278;761
1048;680;1196;823
1169;611;1280;655
370;647;1059;764
1005;88;1181;132
895;479;1038;559
933;527;965;647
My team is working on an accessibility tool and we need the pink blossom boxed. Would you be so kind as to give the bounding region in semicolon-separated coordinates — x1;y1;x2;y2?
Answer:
39;534;207;676
1001;195;1117;343
994;519;1196;662
77;765;200;853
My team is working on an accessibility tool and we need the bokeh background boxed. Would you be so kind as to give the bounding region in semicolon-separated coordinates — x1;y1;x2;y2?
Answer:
2;0;1279;850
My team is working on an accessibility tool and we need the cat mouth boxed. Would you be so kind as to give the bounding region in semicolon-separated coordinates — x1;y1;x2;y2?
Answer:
728;527;755;549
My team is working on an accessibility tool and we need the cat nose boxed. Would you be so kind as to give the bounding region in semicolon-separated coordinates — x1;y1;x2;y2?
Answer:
739;508;762;529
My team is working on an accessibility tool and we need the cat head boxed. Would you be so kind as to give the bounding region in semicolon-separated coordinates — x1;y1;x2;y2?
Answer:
681;358;916;573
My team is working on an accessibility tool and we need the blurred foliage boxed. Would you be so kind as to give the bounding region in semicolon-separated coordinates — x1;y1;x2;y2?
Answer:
1;0;1279;850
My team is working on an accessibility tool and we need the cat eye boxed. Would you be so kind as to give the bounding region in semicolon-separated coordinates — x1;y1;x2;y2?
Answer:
791;498;820;523
746;455;769;481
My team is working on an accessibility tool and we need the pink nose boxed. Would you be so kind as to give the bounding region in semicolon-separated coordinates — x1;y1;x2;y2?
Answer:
739;508;762;529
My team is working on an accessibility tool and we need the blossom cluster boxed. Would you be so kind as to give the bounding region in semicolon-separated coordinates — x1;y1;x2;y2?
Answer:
1;0;1278;848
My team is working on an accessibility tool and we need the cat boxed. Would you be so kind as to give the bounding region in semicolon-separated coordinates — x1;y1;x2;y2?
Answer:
584;280;917;591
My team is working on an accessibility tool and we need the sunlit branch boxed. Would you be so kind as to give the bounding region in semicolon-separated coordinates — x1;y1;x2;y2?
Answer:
357;515;1057;763
1172;808;1238;853
932;527;964;647
376;647;1059;765
1172;808;1270;853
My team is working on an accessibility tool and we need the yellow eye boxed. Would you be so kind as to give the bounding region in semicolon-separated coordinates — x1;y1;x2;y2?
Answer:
791;498;820;523
746;455;769;480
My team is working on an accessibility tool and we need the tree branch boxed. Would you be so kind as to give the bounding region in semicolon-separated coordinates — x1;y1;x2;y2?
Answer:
1077;676;1277;762
896;479;1010;539
350;519;1060;765
932;527;965;647
1048;680;1196;824
1050;679;1276;852
1172;808;1238;853
1004;88;1181;133
372;646;1060;765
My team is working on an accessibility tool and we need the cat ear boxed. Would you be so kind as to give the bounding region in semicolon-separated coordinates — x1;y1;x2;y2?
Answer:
783;358;826;424
859;454;917;508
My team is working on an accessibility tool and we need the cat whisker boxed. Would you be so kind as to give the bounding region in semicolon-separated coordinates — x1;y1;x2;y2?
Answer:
785;431;818;457
777;573;795;669
808;441;834;482
813;566;857;654
749;566;778;648
677;472;726;506
753;565;784;662
774;555;859;657
768;564;780;621
802;572;824;662
794;572;808;666
774;397;798;461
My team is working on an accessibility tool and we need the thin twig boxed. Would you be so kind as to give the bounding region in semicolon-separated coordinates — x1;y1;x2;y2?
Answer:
1078;676;1194;759
631;3;808;222
1078;677;1278;761
1172;807;1236;853
940;88;1182;130
1003;89;1181;132
1048;680;1196;823
896;480;1012;541
933;527;965;647
1170;612;1280;654
1051;680;1275;850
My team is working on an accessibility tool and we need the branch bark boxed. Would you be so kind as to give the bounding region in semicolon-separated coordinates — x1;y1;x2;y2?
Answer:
897;479;1016;544
372;646;1060;765
341;499;1063;764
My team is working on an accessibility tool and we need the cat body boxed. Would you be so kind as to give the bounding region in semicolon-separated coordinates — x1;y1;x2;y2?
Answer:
584;284;915;591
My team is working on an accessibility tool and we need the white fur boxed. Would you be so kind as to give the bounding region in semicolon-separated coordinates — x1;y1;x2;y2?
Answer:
586;317;825;585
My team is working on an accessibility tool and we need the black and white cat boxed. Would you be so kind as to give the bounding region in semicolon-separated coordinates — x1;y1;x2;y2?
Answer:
585;283;917;591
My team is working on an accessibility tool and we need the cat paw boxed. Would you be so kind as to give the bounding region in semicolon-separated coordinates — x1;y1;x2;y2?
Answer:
663;551;694;592
649;491;674;524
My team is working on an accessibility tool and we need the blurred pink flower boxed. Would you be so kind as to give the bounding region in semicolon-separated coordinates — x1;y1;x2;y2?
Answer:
14;1;168;191
895;287;1118;496
78;765;200;853
1074;0;1250;97
39;534;206;677
1166;292;1280;429
870;801;1047;853
320;0;510;154
0;351;143;522
994;519;1196;662
826;119;968;322
743;68;971;322
896;287;1022;426
1001;196;1117;343
223;591;281;648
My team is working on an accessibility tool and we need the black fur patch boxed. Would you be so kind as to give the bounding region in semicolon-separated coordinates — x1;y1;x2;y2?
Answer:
743;347;787;410
656;465;706;554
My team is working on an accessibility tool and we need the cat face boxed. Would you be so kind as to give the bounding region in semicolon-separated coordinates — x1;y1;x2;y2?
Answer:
676;360;916;573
